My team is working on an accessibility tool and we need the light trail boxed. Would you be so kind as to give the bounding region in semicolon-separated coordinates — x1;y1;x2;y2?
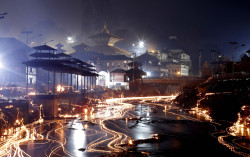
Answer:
84;96;177;153
86;102;133;153
1;95;248;156
106;95;176;103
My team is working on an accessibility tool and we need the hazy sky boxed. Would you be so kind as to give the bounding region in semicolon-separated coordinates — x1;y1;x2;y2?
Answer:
1;0;250;71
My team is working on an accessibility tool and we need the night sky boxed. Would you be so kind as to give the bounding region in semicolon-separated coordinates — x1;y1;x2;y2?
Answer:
1;0;250;73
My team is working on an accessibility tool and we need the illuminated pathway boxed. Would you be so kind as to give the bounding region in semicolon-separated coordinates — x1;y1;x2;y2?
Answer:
0;95;248;156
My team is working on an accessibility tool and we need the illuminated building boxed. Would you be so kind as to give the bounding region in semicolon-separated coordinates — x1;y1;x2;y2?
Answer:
23;44;97;94
155;36;192;76
136;52;168;78
71;23;132;90
135;51;189;78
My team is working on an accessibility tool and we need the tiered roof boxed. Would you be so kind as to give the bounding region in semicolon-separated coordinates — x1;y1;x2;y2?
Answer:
23;45;97;76
89;23;122;46
88;23;132;56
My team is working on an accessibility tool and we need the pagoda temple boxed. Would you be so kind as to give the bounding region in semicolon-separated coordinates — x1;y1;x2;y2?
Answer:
88;23;131;56
71;23;133;90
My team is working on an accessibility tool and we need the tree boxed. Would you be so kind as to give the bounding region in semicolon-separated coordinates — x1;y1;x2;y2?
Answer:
126;61;146;81
201;61;212;79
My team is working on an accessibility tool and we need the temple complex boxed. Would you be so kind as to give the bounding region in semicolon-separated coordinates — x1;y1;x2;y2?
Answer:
72;23;133;90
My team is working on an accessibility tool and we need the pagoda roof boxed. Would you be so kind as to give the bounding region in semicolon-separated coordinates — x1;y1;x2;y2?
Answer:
89;23;122;41
89;32;122;41
23;59;97;76
55;43;63;48
90;45;131;56
33;45;56;51
55;53;71;58
30;52;59;58
111;69;126;73
23;59;65;68
136;52;159;63
88;23;122;46
72;43;91;51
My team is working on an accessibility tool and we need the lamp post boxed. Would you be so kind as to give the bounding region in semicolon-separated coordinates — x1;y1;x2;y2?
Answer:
229;42;245;78
29;34;42;46
22;31;42;46
22;31;33;46
44;40;54;45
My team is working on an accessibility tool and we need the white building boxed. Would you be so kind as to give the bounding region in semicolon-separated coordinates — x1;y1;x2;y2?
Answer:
166;63;189;77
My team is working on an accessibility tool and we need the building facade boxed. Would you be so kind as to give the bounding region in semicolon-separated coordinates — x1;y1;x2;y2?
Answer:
71;24;133;90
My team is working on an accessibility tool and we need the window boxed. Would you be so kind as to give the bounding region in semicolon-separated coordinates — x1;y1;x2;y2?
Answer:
112;62;114;67
118;62;121;67
29;78;33;84
29;67;33;73
107;62;109;67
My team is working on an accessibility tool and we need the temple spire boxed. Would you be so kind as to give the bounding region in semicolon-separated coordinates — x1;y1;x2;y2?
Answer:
102;21;110;33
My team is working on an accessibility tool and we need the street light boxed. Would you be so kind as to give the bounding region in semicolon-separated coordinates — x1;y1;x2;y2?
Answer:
22;31;32;46
29;34;42;46
44;40;54;45
177;71;181;77
229;42;245;78
139;41;144;48
146;72;151;77
67;36;74;44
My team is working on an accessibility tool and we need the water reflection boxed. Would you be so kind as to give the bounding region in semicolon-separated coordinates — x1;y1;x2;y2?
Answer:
68;120;87;157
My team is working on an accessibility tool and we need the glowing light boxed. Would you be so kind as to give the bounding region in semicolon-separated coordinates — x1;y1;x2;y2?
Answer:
57;85;65;92
58;114;79;118
139;41;144;48
84;108;88;114
67;36;74;43
146;72;151;77
5;105;13;108
128;139;133;145
106;95;176;103
84;124;88;130
28;92;36;95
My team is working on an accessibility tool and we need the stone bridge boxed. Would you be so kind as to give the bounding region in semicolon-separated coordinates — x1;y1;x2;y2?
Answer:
129;77;204;96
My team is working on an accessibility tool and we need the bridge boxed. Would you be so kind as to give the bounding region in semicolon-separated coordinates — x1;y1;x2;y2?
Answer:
129;77;204;96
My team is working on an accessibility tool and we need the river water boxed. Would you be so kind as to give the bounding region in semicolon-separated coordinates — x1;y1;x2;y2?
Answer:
18;101;239;157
